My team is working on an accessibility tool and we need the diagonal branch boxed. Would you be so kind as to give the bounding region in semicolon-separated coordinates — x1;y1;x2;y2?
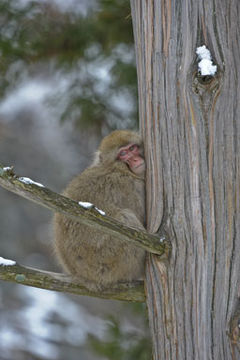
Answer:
0;260;145;302
0;165;170;255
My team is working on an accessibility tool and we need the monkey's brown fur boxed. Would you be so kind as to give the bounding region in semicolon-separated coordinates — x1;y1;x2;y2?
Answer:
54;130;145;291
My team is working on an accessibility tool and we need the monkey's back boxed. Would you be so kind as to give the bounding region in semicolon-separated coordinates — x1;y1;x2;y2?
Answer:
54;163;145;290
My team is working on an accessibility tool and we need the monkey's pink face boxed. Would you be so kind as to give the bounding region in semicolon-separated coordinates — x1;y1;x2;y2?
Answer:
117;143;145;175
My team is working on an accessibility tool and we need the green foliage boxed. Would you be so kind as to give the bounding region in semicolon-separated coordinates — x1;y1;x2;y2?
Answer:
95;0;133;50
88;313;152;360
0;0;138;130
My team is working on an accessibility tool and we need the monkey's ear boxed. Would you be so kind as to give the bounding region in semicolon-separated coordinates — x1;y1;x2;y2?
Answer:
91;150;101;167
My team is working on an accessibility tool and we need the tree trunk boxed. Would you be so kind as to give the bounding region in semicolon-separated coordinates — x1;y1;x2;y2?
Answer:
131;0;240;359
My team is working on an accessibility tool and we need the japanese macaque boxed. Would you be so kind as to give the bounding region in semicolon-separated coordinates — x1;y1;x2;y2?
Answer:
54;130;146;291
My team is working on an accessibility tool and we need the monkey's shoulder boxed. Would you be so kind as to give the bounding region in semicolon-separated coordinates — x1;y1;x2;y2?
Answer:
71;163;143;183
63;163;144;203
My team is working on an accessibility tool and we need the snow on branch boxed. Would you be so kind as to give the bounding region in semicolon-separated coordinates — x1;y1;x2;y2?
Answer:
0;256;16;266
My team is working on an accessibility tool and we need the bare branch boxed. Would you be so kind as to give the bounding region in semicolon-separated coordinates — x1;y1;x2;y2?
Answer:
0;261;145;302
0;165;170;256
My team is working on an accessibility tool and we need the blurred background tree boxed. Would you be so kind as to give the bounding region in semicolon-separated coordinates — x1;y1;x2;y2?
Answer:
0;0;150;359
0;0;138;132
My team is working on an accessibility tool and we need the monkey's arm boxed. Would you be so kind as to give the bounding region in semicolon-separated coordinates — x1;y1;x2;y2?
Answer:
0;165;170;256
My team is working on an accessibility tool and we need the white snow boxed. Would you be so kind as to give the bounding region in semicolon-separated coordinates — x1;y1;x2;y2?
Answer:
79;201;106;216
23;287;106;346
18;177;44;188
196;45;212;60
95;208;106;216
0;256;16;266
79;201;93;209
0;287;106;358
196;45;217;76
3;167;12;171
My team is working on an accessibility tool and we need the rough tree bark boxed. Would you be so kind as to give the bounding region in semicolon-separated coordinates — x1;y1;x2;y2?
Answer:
131;0;240;359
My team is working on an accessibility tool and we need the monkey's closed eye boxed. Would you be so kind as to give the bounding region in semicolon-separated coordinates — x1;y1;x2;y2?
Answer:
119;150;127;157
129;145;137;152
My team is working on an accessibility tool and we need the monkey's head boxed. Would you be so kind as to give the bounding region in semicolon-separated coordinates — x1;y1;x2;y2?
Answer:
95;130;145;176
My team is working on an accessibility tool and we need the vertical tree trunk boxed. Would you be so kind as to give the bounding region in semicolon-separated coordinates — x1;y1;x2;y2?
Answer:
131;0;240;359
